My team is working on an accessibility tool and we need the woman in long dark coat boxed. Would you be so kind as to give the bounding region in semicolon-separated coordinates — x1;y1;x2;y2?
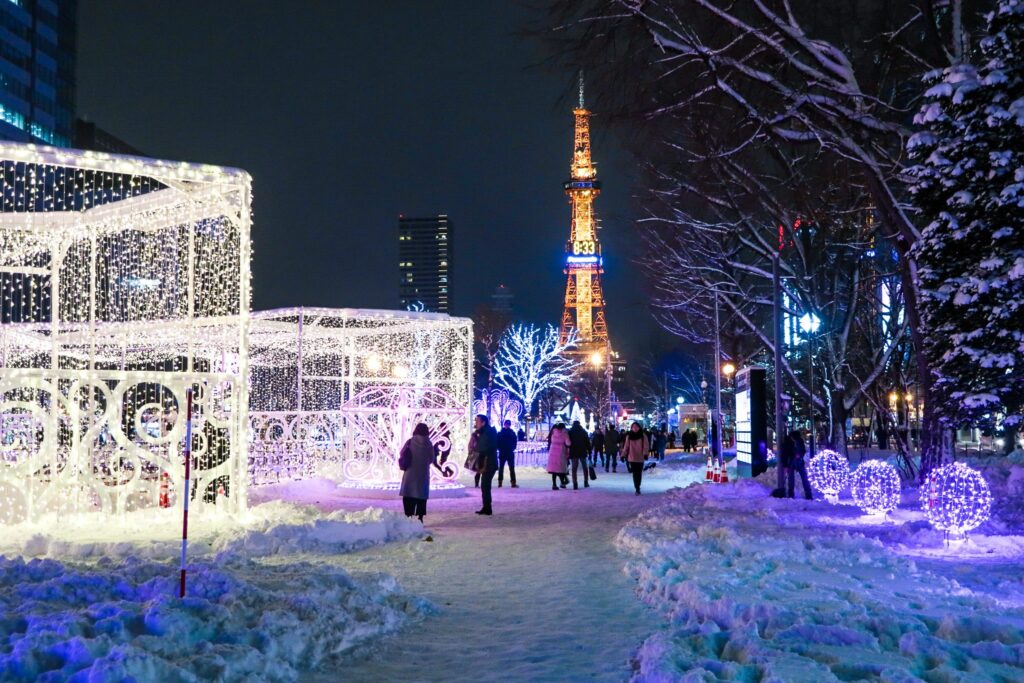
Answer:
398;422;437;521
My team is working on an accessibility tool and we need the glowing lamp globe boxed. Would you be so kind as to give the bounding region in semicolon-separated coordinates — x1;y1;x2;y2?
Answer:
807;449;849;503
850;460;900;516
923;463;991;538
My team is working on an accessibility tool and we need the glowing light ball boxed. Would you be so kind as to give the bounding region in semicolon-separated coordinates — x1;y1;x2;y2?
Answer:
850;460;901;516
923;463;991;537
807;449;850;503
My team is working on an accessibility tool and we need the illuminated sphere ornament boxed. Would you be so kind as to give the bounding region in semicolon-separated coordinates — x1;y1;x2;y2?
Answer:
807;449;850;503
923;463;992;538
850;460;901;516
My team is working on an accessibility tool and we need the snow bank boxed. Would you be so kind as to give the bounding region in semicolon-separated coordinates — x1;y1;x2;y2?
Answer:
0;555;432;682
618;481;1024;681
0;501;424;562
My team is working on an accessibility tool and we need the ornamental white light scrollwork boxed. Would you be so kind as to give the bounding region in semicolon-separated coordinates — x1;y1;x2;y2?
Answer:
0;143;252;523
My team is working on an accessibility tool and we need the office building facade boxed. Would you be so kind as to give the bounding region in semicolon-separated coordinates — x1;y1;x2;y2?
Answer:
0;0;76;147
398;214;452;313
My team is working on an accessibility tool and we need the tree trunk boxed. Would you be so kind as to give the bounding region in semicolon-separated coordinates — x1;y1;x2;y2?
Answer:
829;398;849;456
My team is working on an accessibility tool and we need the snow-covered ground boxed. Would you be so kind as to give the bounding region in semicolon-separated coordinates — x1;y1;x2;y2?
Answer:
7;450;1023;682
0;500;431;681
295;457;704;682
619;462;1024;682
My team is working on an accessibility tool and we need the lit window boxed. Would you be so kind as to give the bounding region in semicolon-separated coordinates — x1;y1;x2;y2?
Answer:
0;104;25;130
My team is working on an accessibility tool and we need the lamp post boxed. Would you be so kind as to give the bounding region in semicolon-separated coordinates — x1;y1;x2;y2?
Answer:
722;361;736;449
799;311;821;458
700;377;709;452
713;291;724;463
772;252;786;494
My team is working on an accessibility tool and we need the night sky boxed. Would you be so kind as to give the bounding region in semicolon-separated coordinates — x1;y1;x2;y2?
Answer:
77;1;667;360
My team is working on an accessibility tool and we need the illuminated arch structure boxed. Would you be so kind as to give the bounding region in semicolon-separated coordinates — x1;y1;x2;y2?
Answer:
0;143;474;524
248;308;473;491
0;143;252;523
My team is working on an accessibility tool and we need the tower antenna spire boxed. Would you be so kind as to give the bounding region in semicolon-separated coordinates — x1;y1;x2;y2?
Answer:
578;69;585;109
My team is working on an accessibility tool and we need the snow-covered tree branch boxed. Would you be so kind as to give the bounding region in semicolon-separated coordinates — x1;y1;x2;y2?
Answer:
493;324;582;427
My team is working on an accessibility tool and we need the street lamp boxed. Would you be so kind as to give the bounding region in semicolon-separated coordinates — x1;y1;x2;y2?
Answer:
799;311;821;458
722;362;736;377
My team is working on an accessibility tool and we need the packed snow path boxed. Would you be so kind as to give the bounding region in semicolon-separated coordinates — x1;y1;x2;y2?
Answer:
264;460;706;682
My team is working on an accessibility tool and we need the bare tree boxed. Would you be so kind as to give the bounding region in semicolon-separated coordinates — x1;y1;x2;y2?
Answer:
543;0;992;475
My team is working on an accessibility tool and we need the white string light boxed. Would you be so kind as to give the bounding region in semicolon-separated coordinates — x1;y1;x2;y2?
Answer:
923;462;992;539
850;460;901;517
247;308;473;489
807;449;850;504
0;143;251;524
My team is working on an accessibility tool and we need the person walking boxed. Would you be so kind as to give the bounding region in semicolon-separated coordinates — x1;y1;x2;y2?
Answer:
655;423;668;461
622;421;650;495
546;423;571;490
398;423;436;522
783;430;812;499
497;419;518;488
472;414;499;515
604;423;620;472
591;425;605;475
568;420;591;489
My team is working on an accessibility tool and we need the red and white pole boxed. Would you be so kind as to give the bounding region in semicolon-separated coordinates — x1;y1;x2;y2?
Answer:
179;388;194;599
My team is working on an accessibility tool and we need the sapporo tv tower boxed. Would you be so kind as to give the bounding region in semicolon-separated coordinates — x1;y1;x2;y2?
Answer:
559;74;614;374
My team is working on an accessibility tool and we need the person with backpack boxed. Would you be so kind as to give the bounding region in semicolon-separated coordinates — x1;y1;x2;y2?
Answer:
621;421;650;495
782;430;812;499
398;422;437;522
497;419;518;488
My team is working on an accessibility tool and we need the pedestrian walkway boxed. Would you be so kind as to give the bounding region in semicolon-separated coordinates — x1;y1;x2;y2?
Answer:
299;460;705;682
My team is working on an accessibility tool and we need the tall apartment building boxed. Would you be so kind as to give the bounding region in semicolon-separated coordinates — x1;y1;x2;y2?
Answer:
398;214;452;313
0;0;77;146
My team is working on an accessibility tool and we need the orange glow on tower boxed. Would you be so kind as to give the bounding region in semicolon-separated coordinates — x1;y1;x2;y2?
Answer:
559;75;610;358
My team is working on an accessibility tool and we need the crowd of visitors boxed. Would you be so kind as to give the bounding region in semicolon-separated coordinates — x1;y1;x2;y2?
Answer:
398;415;714;517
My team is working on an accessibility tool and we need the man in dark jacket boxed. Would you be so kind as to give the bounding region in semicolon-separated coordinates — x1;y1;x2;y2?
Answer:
604;424;619;472
782;430;812;499
497;419;518;488
473;414;499;515
568;420;591;489
591;426;605;473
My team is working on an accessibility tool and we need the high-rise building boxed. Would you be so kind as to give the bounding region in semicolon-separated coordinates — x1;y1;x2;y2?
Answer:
74;118;143;155
559;76;612;365
491;283;513;314
0;0;77;147
398;214;452;313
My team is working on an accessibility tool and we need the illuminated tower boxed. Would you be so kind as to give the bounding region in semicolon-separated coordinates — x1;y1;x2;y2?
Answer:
559;76;610;361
